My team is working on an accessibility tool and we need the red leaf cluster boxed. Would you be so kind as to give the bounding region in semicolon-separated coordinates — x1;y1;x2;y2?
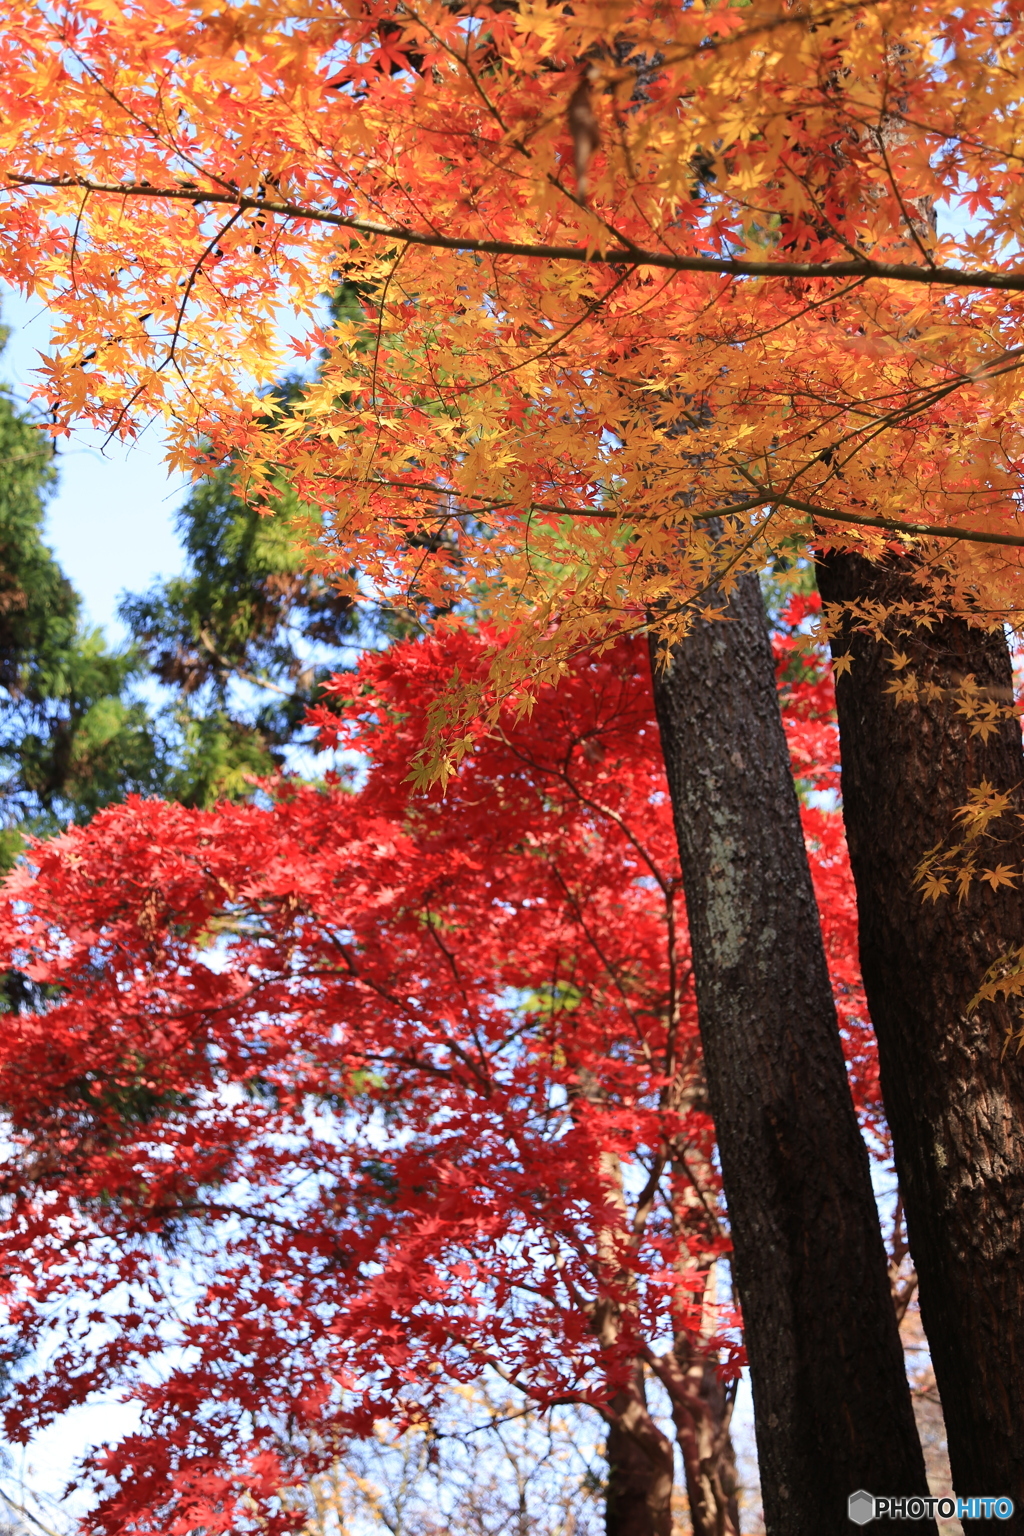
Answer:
0;626;871;1534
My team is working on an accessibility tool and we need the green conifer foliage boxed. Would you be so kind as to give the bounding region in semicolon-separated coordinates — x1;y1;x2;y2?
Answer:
121;462;361;804
0;310;367;854
0;323;164;863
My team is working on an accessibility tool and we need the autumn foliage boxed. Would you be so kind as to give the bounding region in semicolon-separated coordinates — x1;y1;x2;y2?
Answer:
2;0;1024;739
7;0;1024;1522
0;612;867;1534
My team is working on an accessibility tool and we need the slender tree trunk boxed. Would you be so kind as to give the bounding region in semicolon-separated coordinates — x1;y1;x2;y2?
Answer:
604;1362;676;1536
648;571;931;1534
816;546;1024;1525
588;1127;676;1536
673;1340;741;1536
656;1096;742;1536
653;1318;742;1536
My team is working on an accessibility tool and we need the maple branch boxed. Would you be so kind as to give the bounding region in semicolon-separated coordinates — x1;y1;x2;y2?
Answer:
660;900;688;1094
887;1190;920;1325
808;348;1024;485
423;912;494;1088
544;860;656;1060
542;1232;593;1315
672;1148;729;1245
305;1037;460;1083
448;1341;548;1405
643;1344;723;1427
774;494;1024;549
167;205;246;367
346;474;1024;549
493;726;672;894
432;1401;554;1441
11;174;1024;292
311;937;495;1093
631;1147;668;1241
730;463;1024;548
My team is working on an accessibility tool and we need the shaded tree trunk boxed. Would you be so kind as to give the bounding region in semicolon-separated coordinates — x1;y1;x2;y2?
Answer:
648;571;931;1534
589;1122;677;1536
652;1316;742;1536
604;1361;675;1536
673;1340;740;1536
658;1096;742;1536
816;547;1024;1526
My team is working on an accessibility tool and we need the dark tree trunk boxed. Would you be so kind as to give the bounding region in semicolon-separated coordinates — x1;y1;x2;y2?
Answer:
604;1362;675;1536
816;547;1024;1527
648;571;931;1535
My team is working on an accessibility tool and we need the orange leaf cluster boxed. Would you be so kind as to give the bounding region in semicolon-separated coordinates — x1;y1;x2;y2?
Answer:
3;0;1024;713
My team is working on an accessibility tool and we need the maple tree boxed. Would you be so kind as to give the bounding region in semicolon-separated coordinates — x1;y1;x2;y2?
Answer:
3;0;1024;664
4;0;1024;1518
0;622;865;1536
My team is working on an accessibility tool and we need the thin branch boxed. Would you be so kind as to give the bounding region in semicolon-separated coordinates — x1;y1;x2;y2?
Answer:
780;493;1024;548
731;464;1024;548
630;1146;668;1240
10;175;1024;291
167;206;246;366
0;1486;65;1536
339;473;1024;549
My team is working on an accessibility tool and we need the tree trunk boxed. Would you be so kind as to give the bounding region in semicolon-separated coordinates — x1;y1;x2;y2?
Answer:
648;571;931;1535
652;1318;742;1536
657;1102;742;1536
588;1127;677;1536
604;1362;676;1536
816;546;1024;1525
673;1341;740;1536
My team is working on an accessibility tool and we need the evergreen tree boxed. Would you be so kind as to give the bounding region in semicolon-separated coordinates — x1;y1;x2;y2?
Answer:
0;316;364;858
120;461;361;805
0;324;164;865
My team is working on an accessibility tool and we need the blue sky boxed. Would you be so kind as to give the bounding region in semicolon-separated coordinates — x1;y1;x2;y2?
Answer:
0;283;191;644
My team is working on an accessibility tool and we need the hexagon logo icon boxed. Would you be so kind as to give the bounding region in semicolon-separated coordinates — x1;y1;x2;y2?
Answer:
848;1490;876;1525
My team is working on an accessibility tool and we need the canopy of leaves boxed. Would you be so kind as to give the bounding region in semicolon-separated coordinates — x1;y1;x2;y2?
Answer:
0;314;368;840
2;0;1024;758
0;619;869;1536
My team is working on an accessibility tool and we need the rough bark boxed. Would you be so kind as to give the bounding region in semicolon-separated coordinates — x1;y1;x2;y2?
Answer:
816;547;1024;1526
648;571;931;1535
